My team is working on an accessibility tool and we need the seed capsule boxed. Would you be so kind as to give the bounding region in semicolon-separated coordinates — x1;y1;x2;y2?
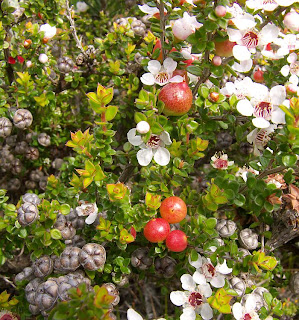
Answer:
79;243;106;271
13;109;33;129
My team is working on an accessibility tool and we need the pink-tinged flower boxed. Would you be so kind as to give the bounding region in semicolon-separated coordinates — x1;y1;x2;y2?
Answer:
172;12;202;41
236;166;259;182
237;83;286;128
281;53;299;86
76;1;88;12
170;274;213;320
246;0;279;12
138;4;167;17
190;253;232;288
227;15;279;65
8;57;16;64
232;294;260;320
247;124;277;156
127;128;172;166
284;10;299;32
76;202;98;224
211;153;234;170
0;310;19;320
141;58;183;86
221;77;253;100
38;53;48;64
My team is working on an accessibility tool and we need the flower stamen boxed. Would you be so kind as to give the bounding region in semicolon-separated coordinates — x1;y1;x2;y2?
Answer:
253;101;272;119
188;292;203;307
242;31;259;48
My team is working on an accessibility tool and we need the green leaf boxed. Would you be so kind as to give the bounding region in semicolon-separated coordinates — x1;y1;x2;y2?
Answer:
134;112;147;123
50;229;62;240
60;204;71;215
105;105;118;121
282;154;297;166
186;65;202;76
205;217;217;229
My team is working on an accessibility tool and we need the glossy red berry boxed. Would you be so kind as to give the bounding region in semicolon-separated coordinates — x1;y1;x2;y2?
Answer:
166;230;188;252
143;218;170;243
160;196;187;224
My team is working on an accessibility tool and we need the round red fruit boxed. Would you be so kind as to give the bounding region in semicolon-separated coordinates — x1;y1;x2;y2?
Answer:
143;218;170;243
158;81;192;116
253;69;264;83
166;230;188;252
214;40;236;57
160;196;187;223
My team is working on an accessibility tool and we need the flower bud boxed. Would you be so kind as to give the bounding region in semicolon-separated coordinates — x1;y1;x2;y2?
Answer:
39;53;48;64
283;11;299;32
215;5;226;17
26;60;32;68
136;121;150;134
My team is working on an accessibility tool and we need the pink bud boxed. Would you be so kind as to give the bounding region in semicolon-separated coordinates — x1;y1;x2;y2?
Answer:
215;5;226;18
136;121;150;134
38;53;48;64
212;56;222;66
26;60;32;68
284;11;299;32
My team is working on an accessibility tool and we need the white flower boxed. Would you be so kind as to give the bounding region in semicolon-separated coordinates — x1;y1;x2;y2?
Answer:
227;18;279;66
172;12;202;41
136;121;150;134
127;308;165;320
232;294;260;320
141;58;183;86
211;153;234;170
39;53;48;64
281;52;299;86
76;202;98;224
236;84;286;128
247;124;277;156
246;0;279;12
221;77;253;99
127;128;172;166
170;274;213;320
276;0;298;6
236;167;259;182
76;1;88;12
138;4;160;16
190;253;232;288
40;24;56;40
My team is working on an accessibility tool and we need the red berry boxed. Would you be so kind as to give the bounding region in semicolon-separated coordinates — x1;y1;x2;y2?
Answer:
166;230;188;252
17;56;24;64
158;81;193;116
215;5;227;18
253;69;264;83
143;218;170;243
160;196;187;224
8;57;16;64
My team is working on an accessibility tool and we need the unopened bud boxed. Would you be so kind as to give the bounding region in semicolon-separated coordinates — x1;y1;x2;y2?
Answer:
136;121;150;134
39;53;48;64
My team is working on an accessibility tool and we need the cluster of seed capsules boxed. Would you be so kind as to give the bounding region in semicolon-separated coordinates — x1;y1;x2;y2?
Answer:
14;243;115;316
0;109;52;193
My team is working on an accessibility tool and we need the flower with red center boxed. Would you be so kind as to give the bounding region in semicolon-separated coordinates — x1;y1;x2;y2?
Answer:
76;202;98;224
189;253;232;288
211;153;234;170
140;58;183;86
127;127;172;166
0;311;19;320
236;83;286;128
232;294;260;320
246;0;278;12
170;274;213;320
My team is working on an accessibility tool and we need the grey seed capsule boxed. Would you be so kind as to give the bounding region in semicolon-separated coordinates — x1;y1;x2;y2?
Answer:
13;109;33;129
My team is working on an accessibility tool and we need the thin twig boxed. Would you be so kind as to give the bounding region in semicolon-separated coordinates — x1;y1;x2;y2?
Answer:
156;0;166;61
65;0;89;61
0;274;16;289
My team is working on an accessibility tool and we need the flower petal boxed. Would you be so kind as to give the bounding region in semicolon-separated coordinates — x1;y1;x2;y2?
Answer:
188;253;202;268
227;28;243;42
237;99;254;116
271;108;286;124
138;4;159;15
259;24;279;44
216;260;232;275
169;75;184;83
290;74;299;85
160;131;172;145
198;283;212;298
201;303;213;320
280;65;290;77
193;271;207;285
233;45;251;61
244;294;258;312
181;274;196;291
147;60;161;75
232;302;243;320
127;128;143;146
210;274;225;288
287;52;298;64
232;59;253;72
163;58;177;73
137;148;153;166
85;211;98;224
252;117;270;128
153;147;170;166
127;308;143;320
180;307;196;320
270;85;286;105
170;291;187;306
141;73;155;86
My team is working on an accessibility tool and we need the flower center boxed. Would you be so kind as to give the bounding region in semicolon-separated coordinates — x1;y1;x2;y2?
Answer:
81;205;94;216
255;128;272;147
254;101;272;120
262;0;277;4
188;292;203;307
214;159;228;169
242;31;259;48
155;71;171;85
146;135;161;149
243;314;252;320
290;62;299;76
202;263;216;278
